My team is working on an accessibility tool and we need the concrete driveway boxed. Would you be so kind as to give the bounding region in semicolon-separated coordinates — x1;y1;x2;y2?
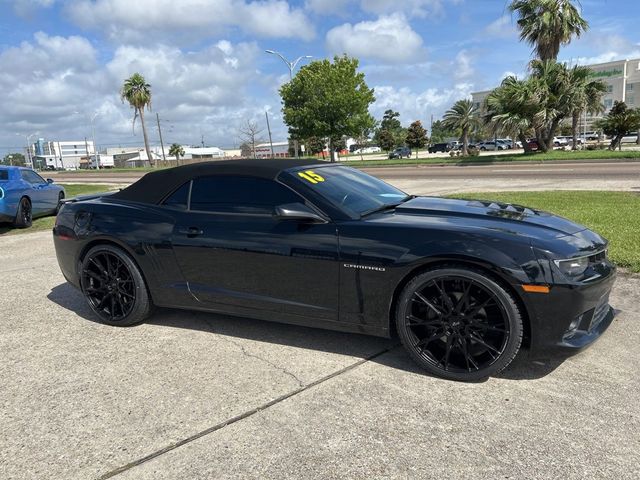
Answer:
1;231;639;479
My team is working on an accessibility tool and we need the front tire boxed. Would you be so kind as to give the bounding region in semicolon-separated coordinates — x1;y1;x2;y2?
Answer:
395;266;523;381
14;197;32;228
80;245;153;326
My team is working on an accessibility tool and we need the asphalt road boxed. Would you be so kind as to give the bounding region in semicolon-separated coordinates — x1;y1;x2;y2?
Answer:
1;231;639;479
50;161;640;195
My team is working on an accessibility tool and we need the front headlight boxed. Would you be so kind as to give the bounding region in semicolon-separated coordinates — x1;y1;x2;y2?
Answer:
555;256;590;277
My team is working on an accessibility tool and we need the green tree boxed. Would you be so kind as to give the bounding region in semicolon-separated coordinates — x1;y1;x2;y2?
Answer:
565;65;607;149
2;152;25;166
406;120;428;158
168;143;185;166
305;137;326;156
375;110;407;147
430;120;458;143
442;99;479;156
509;0;589;61
485;61;597;153
485;76;540;153
121;73;154;167
280;55;375;162
595;102;640;150
378;129;395;152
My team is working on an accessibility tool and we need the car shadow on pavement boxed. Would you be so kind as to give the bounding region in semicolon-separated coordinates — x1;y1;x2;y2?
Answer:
48;282;567;382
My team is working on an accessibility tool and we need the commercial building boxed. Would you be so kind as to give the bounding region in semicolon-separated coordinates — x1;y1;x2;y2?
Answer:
255;142;290;158
471;57;640;131
31;139;95;170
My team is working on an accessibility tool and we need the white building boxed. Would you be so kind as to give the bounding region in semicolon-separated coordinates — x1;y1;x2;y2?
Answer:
254;142;290;158
32;139;95;170
472;57;640;131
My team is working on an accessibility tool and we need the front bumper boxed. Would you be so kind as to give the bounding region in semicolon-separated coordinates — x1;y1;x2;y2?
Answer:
524;266;617;356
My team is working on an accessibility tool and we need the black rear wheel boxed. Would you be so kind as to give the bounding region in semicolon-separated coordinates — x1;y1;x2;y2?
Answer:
396;267;523;381
80;245;153;326
14;197;32;228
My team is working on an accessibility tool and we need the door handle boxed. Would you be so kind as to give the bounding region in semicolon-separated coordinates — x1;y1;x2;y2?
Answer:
178;227;204;237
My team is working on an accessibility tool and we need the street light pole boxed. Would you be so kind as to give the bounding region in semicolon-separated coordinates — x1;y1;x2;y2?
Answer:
90;112;99;169
17;133;39;169
265;50;312;158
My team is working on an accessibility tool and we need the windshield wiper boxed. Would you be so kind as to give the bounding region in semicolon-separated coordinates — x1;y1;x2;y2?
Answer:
360;195;415;217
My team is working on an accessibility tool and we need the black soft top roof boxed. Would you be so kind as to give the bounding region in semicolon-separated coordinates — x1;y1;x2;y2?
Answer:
111;158;329;204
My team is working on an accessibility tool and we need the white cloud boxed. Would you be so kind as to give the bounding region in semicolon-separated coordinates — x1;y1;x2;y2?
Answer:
66;0;315;43
0;33;283;152
453;49;474;80
326;14;425;63
361;0;451;18
305;0;352;15
484;15;516;39
371;83;474;125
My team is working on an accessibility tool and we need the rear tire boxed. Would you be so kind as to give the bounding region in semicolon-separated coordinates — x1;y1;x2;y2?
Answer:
395;266;523;382
80;245;153;326
14;197;32;228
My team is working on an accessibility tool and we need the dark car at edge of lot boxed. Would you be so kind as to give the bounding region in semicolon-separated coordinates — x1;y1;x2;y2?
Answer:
53;159;617;382
428;143;452;153
388;146;412;159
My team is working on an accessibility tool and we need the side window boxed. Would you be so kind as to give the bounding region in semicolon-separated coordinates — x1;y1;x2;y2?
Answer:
21;170;45;184
190;176;302;214
162;181;191;210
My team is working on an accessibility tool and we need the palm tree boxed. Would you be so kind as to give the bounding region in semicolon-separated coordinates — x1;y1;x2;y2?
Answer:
168;143;185;166
121;73;154;167
509;0;589;61
442;99;478;156
565;66;607;149
595;102;640;150
485;76;538;153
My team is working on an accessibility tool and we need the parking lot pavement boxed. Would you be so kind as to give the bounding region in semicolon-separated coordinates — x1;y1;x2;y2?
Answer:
1;232;639;480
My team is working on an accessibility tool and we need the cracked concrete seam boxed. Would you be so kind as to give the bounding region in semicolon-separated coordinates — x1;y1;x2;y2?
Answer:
203;317;305;388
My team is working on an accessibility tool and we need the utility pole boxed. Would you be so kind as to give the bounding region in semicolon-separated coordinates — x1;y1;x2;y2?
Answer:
156;113;167;163
201;134;205;148
265;111;275;158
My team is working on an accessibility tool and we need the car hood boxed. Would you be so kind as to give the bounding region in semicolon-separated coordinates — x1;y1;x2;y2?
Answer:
391;196;587;238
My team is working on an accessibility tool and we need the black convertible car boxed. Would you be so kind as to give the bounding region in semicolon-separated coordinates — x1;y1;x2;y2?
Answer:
53;159;616;381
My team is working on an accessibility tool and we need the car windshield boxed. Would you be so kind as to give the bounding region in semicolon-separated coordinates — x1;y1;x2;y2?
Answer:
0;169;8;181
284;165;410;217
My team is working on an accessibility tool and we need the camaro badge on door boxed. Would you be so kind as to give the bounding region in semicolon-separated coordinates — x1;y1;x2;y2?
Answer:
343;264;386;272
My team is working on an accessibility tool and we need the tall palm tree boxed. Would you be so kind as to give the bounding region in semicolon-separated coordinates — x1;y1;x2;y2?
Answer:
168;143;185;166
509;0;589;61
442;99;478;156
565;66;607;149
121;73;154;167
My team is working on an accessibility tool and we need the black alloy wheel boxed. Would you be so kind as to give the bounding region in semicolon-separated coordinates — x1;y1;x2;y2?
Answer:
396;267;523;381
80;245;153;326
14;197;32;228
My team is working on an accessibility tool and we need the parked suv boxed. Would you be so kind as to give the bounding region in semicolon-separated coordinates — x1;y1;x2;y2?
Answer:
389;146;412;159
428;143;452;153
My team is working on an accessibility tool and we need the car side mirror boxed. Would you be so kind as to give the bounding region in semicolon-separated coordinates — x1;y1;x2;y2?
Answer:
47;178;54;184
274;203;327;223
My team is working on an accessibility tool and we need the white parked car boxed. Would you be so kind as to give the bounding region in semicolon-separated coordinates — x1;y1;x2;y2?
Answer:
358;146;381;154
476;141;507;151
552;136;569;147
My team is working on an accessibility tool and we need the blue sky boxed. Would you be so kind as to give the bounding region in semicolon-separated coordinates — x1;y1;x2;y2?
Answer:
1;0;639;154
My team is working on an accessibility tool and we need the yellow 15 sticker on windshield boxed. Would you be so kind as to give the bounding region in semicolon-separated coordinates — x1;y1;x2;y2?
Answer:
298;170;325;184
